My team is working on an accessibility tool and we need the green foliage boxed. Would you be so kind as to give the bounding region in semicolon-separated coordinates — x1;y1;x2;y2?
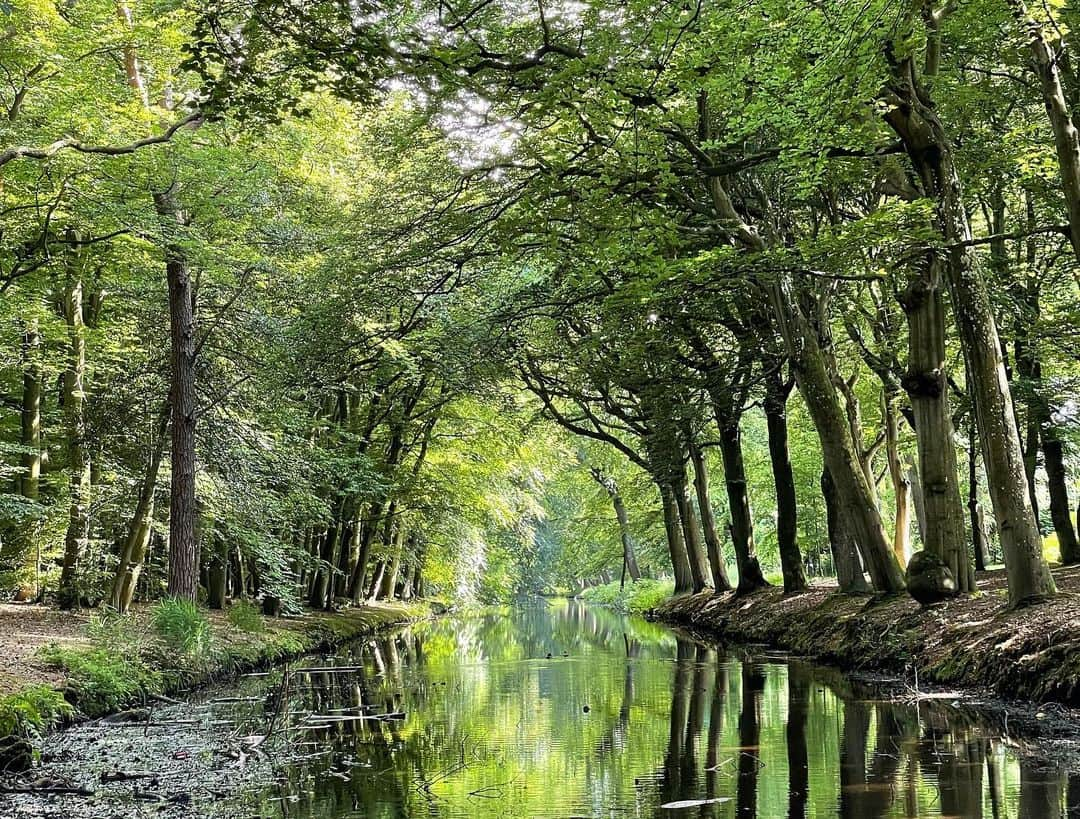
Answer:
580;579;674;615
0;685;73;738
226;599;264;633
38;644;161;714
151;598;214;658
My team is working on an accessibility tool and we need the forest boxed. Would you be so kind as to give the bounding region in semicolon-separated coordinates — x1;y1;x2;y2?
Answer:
2;0;1080;814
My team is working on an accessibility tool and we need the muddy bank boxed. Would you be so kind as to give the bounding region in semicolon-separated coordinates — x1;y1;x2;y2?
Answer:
651;565;1080;706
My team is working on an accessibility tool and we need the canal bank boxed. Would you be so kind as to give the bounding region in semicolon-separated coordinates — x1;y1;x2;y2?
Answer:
651;564;1080;707
0;600;430;767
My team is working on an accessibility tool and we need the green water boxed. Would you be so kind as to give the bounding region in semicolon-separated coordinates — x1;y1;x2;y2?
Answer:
223;599;1068;818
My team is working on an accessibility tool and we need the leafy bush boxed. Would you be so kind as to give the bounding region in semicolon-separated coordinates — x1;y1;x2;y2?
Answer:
0;685;73;737
227;599;264;633
580;579;673;614
38;645;160;714
151;598;213;657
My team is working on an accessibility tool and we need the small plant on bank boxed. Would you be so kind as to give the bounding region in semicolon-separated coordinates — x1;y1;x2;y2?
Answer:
227;599;264;633
0;685;73;738
151;597;214;658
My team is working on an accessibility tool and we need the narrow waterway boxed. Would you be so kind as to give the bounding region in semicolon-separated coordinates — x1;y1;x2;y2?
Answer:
9;599;1080;817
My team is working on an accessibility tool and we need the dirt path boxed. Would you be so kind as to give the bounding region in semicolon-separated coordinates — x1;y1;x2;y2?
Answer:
0;604;92;698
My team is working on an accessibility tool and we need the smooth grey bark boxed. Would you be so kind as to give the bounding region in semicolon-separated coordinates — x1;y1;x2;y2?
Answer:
822;468;870;594
58;237;90;610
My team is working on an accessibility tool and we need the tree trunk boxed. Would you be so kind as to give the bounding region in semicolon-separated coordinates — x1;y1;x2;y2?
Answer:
883;388;911;568
968;423;990;572
769;272;905;592
660;483;694;594
763;369;807;592
899;257;971;590
673;474;711;593
19;321;41;501
309;504;342;608
589;468;642;583
58;244;90;611
155;187;200;602
688;442;732;592
110;406;168;612
206;533;228;609
822;468;870;593
349;502;381;601
715;412;769;593
378;526;405;600
885;55;1054;606
1044;433;1080;564
1008;0;1080;261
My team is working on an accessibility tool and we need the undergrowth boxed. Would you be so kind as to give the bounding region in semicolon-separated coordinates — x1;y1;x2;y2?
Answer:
0;685;73;738
579;579;673;614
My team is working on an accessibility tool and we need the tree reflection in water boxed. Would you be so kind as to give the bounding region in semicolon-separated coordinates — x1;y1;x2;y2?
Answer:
217;599;1079;818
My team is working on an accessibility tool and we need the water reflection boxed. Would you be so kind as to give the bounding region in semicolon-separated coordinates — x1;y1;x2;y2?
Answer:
217;599;1077;818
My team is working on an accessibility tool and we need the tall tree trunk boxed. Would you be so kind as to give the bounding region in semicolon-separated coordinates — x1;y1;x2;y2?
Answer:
19;321;41;501
770;272;905;592
589;468;642;583
674;473;711;593
378;525;405;600
155;187;200;602
688;442;732;592
1045;432;1080;564
899;257;971;590
349;503;380;602
58;247;90;611
885;53;1053;605
822;468;870;593
715;411;769;593
310;503;342;608
763;368;807;592
883;388;911;567
968;421;990;572
1008;0;1080;260
660;482;694;594
110;405;168;612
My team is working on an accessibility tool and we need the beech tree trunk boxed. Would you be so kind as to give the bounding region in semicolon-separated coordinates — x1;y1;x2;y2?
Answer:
885;53;1052;605
883;389;911;568
688;442;732;592
110;406;168;612
58;250;91;611
660;482;694;594
19;321;41;502
589;468;641;583
822;468;870;593
968;422;990;572
674;473;711;593
155;187;201;602
715;412;769;594
899;257;971;590
1045;433;1080;564
763;368;807;592
769;272;905;592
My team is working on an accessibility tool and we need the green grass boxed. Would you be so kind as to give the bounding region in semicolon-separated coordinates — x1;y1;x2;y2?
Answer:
151;598;213;657
226;599;265;633
38;644;161;714
0;685;73;738
580;578;674;614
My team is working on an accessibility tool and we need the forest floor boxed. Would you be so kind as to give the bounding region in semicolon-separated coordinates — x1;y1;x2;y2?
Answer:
653;564;1080;707
0;600;428;741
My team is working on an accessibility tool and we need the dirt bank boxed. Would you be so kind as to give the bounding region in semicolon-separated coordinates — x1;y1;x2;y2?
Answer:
0;601;429;746
652;564;1080;705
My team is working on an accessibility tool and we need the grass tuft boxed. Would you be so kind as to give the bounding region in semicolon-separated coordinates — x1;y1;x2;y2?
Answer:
580;578;674;614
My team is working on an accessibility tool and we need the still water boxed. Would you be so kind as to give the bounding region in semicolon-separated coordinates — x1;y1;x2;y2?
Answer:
220;599;1073;818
